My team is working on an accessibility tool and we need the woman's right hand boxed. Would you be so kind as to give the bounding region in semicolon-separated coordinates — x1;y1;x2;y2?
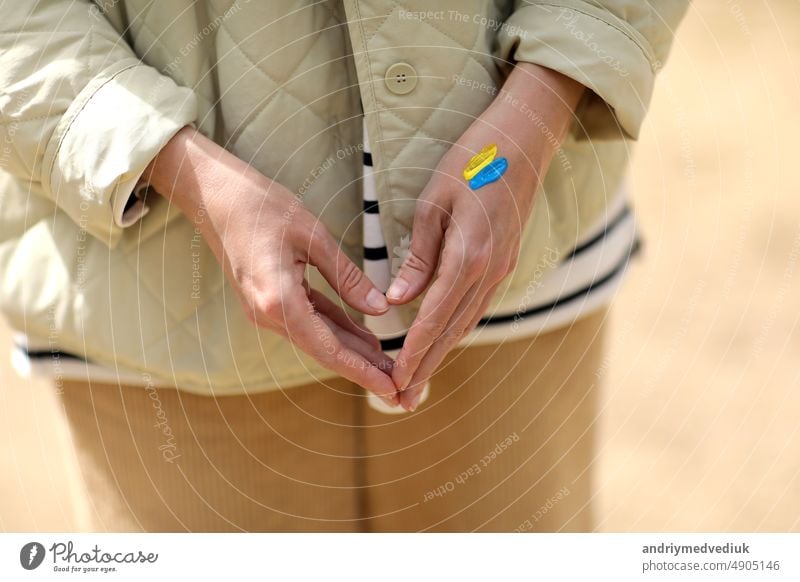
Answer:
144;127;399;405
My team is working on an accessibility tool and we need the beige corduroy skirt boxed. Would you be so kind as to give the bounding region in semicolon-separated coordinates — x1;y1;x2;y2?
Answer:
57;309;607;532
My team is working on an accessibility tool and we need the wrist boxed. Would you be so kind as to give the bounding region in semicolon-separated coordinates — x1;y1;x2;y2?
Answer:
144;126;248;228
506;62;584;109
488;62;584;151
143;125;200;209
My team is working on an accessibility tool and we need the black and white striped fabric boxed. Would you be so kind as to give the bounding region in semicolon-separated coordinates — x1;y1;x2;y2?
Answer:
361;121;413;354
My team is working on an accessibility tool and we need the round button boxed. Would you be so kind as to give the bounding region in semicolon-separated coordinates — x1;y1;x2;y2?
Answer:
385;62;418;95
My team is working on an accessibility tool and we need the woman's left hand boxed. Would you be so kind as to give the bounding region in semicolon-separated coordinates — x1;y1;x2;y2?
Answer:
386;63;585;411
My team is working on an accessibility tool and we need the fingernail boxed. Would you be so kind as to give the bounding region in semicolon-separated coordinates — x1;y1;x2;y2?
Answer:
396;374;410;392
367;288;389;312
408;389;423;412
386;278;409;301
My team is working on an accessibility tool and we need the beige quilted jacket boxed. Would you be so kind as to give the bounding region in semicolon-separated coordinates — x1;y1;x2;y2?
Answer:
0;1;688;394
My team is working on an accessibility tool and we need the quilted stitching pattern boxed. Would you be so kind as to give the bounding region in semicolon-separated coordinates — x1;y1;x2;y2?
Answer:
0;0;513;391
117;1;364;387
348;0;506;254
221;18;340;143
0;0;660;392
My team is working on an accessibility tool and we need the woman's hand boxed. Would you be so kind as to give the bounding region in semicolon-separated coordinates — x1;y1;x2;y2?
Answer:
387;63;585;410
144;128;400;405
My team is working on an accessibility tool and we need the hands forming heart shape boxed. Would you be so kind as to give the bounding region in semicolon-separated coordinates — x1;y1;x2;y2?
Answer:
146;63;583;412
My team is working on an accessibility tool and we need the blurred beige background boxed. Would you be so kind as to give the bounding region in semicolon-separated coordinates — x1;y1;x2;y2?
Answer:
1;0;799;531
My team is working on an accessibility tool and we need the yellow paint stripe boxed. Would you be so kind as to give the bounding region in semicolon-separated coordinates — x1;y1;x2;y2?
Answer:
462;143;497;181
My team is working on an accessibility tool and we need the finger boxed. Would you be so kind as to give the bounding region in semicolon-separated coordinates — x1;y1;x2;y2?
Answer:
464;284;500;338
281;289;398;403
309;289;382;351
392;229;485;390
400;285;496;411
392;263;479;392
398;283;485;410
315;308;393;371
385;199;446;305
318;313;397;388
307;225;389;316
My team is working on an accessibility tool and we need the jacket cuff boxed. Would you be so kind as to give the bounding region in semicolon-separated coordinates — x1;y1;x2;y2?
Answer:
41;61;198;247
113;177;152;228
497;0;659;140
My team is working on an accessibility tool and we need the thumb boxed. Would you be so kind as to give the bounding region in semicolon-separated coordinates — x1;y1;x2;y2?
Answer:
386;201;445;305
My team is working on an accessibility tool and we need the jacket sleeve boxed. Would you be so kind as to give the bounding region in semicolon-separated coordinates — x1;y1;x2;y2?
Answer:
497;0;689;139
0;1;198;247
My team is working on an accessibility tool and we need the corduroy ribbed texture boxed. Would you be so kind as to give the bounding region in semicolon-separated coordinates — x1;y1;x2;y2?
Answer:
58;309;607;532
361;308;606;532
